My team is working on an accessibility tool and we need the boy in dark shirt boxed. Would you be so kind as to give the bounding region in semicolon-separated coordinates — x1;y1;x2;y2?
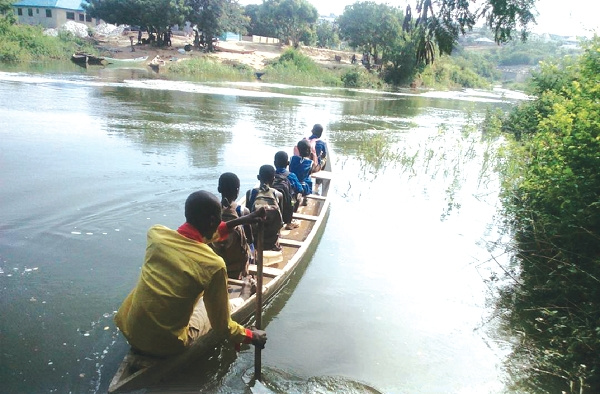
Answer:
246;165;284;251
274;151;303;229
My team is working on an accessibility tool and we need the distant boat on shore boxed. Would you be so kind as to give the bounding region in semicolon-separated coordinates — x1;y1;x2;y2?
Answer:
71;52;106;67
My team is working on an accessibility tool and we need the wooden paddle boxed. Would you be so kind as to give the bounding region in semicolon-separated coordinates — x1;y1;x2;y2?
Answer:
254;221;264;382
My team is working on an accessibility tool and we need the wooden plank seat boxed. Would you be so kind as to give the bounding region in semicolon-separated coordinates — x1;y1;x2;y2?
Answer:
306;194;326;200
293;212;319;221
279;238;303;247
310;171;333;180
248;264;283;278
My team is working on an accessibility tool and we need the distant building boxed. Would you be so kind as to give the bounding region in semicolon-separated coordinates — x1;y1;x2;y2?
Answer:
219;32;241;42
474;37;495;45
12;0;99;29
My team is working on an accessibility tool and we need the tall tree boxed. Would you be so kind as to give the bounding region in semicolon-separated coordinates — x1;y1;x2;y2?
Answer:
404;0;537;63
259;0;318;48
1;0;13;14
187;0;248;51
85;0;188;39
315;19;340;49
337;2;403;65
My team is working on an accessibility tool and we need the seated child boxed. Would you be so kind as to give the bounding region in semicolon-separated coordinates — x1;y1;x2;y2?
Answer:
274;151;303;229
210;172;252;279
289;139;315;199
245;165;284;251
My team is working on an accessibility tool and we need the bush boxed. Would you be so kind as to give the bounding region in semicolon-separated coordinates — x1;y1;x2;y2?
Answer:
498;36;600;393
341;67;383;89
167;57;254;81
264;48;342;86
0;18;96;63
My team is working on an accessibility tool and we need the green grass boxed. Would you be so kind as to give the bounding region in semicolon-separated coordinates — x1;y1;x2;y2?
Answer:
0;17;95;63
262;48;342;86
167;56;255;81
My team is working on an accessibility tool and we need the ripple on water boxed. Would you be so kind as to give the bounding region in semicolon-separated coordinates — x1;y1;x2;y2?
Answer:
242;367;383;394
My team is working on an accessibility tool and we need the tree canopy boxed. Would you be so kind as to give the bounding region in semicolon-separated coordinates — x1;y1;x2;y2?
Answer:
187;0;248;51
245;0;318;48
405;0;537;63
337;2;404;64
84;0;188;35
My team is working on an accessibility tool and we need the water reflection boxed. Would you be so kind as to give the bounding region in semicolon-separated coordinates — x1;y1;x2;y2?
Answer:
0;70;525;393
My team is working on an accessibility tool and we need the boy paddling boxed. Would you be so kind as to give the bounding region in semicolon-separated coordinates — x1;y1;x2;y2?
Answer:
114;191;267;357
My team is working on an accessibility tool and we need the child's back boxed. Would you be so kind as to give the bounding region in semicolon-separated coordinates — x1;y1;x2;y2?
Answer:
211;172;251;279
246;165;283;251
273;151;303;227
290;139;314;195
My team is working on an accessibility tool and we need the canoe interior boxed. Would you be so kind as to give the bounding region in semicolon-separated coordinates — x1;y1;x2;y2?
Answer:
109;162;332;393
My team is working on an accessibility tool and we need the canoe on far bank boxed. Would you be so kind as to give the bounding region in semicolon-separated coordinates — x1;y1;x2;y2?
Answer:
103;55;149;66
71;52;106;67
108;154;334;393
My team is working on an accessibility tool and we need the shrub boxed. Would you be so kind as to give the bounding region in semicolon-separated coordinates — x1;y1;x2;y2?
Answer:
498;36;600;393
167;57;254;81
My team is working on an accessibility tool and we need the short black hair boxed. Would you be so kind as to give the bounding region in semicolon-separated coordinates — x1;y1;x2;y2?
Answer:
184;191;221;231
311;124;323;137
218;172;240;198
258;164;275;184
274;151;289;168
297;139;311;157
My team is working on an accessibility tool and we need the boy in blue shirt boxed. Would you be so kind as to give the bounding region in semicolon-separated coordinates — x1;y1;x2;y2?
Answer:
289;140;315;201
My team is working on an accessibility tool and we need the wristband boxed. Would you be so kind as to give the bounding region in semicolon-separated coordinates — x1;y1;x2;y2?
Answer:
243;328;253;344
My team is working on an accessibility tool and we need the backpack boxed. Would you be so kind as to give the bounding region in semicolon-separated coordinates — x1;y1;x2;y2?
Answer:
248;187;282;250
272;171;293;225
210;204;250;279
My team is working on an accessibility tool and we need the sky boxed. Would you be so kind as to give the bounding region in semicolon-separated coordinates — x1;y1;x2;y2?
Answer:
238;0;599;37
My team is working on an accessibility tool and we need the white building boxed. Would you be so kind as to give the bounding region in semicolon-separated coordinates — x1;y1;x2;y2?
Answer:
12;0;99;29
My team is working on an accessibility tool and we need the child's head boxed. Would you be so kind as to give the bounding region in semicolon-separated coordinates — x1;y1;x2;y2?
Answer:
311;124;323;138
185;190;221;237
274;151;289;168
258;164;275;185
297;139;311;158
217;172;240;200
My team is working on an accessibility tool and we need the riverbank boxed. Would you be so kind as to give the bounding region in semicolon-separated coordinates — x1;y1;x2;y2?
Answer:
95;32;358;72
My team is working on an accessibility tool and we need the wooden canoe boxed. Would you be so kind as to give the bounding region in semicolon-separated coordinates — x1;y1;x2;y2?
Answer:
103;56;149;65
71;53;106;67
108;155;333;393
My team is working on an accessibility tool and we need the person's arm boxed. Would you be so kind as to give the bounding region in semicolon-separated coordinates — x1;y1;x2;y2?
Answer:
225;207;266;230
316;140;327;159
203;268;266;348
287;173;303;195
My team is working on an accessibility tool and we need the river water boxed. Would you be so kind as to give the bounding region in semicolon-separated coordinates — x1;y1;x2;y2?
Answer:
0;64;526;393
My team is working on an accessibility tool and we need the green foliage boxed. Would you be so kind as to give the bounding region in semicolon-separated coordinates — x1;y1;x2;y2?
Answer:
337;1;403;63
264;48;341;86
403;0;536;66
315;19;340;49
86;0;188;34
340;67;383;89
251;0;318;48
381;31;424;85
166;56;254;81
419;55;491;89
187;0;247;51
0;20;96;63
452;50;501;80
498;36;600;392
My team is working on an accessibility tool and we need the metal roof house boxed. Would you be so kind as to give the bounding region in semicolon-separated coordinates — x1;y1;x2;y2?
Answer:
12;0;99;29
